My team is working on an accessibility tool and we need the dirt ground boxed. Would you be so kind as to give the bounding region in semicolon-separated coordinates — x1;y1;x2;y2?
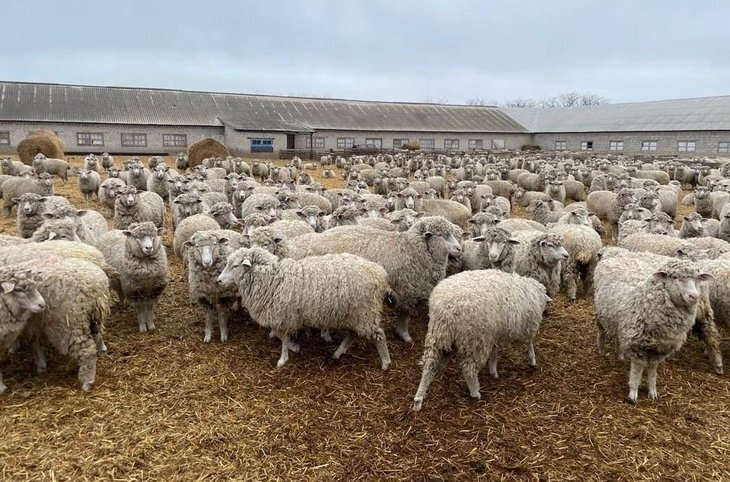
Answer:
0;154;728;481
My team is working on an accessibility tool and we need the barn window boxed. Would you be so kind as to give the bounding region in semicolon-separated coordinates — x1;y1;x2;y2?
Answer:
580;141;594;151
393;138;410;148
468;139;483;150
554;140;567;150
444;139;459;149
163;134;187;147
719;141;730;153
305;137;325;148
336;137;354;149
641;140;657;151
609;140;623;151
677;141;696;152
77;132;104;146
121;133;147;147
250;139;274;152
0;131;9;146
365;138;382;148
419;138;435;149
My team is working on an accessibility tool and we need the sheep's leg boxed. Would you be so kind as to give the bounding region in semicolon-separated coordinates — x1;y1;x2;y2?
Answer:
320;329;333;343
31;340;47;374
413;348;442;411
332;334;355;359
144;300;157;331
646;360;659;400
276;334;292;368
0;371;5;394
218;308;230;343
95;335;108;356
76;341;98;392
627;358;647;403
527;342;536;367
488;346;499;378
203;305;217;343
692;303;723;375
611;222;619;242
395;314;412;343
373;329;391;370
596;323;606;356
460;362;481;400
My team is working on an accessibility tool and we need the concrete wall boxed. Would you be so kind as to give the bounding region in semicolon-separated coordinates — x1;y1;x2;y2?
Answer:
532;131;730;156
223;127;289;157
0;121;224;155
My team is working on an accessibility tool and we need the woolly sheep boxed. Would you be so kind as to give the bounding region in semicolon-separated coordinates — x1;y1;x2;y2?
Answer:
289;217;462;343
678;212;704;239
147;164;177;200
511;230;568;297
239;193;280;220
97;223;169;333
413;270;549;410
498;218;547;233
13;193;70;238
40;206;108;246
420;199;472;229
327;205;362;228
595;257;711;401
2;174;54;217
218;248;392;369
206;202;239;230
31;218;80;242
461;227;519;272
33;156;70;182
173;214;221;258
586;188;636;240
77;169;101;201
511;187;551;208
113;186;164;230
98;178;126;214
84;155;100;172
545;180;566;204
172;192;205;230
126;162;151;191
550;224;602;301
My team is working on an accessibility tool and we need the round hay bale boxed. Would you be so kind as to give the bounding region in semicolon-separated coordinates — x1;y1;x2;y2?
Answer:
17;130;65;165
187;138;230;167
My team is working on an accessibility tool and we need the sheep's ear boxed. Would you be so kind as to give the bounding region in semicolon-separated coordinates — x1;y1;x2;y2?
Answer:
423;231;433;239
76;210;89;217
415;212;425;218
1;281;15;294
122;230;132;237
652;270;668;280
472;236;486;242
12;197;21;203
183;240;194;247
48;231;58;240
274;237;284;245
41;213;55;219
241;258;252;267
218;237;229;245
697;272;714;282
683;216;689;221
508;239;520;245
467;219;476;224
195;199;203;204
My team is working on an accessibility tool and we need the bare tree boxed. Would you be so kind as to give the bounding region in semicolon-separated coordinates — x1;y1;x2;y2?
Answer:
423;96;448;104
502;97;538;108
502;92;608;109
466;97;490;106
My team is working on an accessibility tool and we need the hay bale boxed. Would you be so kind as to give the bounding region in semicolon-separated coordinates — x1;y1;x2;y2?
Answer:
187;138;230;167
17;130;65;165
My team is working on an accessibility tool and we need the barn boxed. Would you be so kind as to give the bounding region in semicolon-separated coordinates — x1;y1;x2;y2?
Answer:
0;80;729;157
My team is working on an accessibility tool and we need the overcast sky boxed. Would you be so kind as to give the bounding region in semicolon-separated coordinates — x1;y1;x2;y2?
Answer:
4;0;729;105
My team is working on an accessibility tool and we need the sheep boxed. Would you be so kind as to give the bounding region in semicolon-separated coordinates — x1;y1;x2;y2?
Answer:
206;202;239;230
702;218;721;238
239;193;279;220
498;218;547;233
184;230;238;343
510;230;569;297
556;208;592;228
97;222;169;333
289;217;462;343
563;179;587;202
545;180;566;204
327;204;362;228
412;270;550;410
32;155;70;182
97;177;126;215
171;192;205;230
467;212;501;237
692;186;713;218
594;257;711;402
77;169;101;201
83;155;100;172
396;187;423;212
483;179;516;200
685;236;730;258
420;199;472;229
270;219;314;239
618;203;652;224
511;187;551;208
126;162;150;191
147;164;176;200
654;188;678;218
2;174;54;217
21;257;111;392
0;264;46;394
648;212;676;236
550;224;602;301
678;212;705;239
13;193;70;238
478;194;510;216
461;227;519;272
113;186;165;229
527;199;562;226
218;247;392;369
426;176;448;199
586;188;636;240
1;158;28;176
173;214;221;258
31;218;80;242
101;153;115;171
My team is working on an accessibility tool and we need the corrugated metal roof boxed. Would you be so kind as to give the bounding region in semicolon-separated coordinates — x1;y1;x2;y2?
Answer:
0;81;528;133
502;95;730;133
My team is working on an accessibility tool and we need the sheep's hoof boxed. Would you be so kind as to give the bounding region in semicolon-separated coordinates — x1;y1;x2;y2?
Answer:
138;324;148;333
289;343;300;354
381;361;391;371
412;398;423;411
81;382;94;392
203;333;213;343
648;389;659;400
147;322;156;331
220;333;229;343
276;358;288;368
36;365;47;375
396;331;413;343
714;365;724;375
626;390;638;404
0;383;6;395
470;392;482;401
490;371;499;379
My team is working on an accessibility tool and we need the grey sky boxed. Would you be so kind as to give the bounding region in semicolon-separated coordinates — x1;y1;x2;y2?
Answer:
4;0;729;104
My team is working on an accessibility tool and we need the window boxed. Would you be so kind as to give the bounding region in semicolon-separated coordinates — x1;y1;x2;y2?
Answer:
163;134;187;147
419;138;435;149
365;138;383;148
468;139;483;150
491;139;505;149
250;138;273;152
77;132;104;146
393;138;410;148
719;142;730;153
305;137;325;148
609;140;624;151
0;131;9;146
580;141;594;151
641;140;657;151
121;133;147;147
554;140;567;150
444;139;459;149
677;141;696;152
336;137;354;149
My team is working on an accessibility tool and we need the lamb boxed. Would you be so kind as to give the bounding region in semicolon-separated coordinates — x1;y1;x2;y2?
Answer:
113;186;165;229
511;230;569;297
32;155;70;182
97;222;169;333
420;199;472;229
184;230;238;343
461;227;519;272
412;270;550;410
594;257;711;402
478;194;510;216
13;193;70;238
218;247;392;369
550;224;602;301
289;217;462;343
77;169;101;201
173;214;221;258
21;257;111;392
2;174;54;217
0;264;46;394
586;188;636;240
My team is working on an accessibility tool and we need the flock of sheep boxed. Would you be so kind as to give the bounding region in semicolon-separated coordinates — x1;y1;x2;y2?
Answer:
0;150;728;411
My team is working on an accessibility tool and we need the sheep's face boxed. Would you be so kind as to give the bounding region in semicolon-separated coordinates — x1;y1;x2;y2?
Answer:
78;169;92;181
474;229;519;263
130;164;144;177
296;207;324;230
38;174;53;188
549;181;564;194
1;278;46;314
639;193;659;211
43;224;80;242
86;158;98;169
218;248;260;285
390;210;421;232
118;188;139;208
683;214;704;234
653;265;712;308
251;230;285;256
253;200;279;220
394;179;409;191
154;165;170;180
124;224;162;257
209;204;238;229
537;235;569;264
174;196;203;218
107;167;121;178
694;187;709;199
186;234;228;268
566;209;591;226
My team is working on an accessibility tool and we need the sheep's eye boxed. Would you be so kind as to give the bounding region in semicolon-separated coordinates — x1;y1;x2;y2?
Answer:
15;291;27;298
